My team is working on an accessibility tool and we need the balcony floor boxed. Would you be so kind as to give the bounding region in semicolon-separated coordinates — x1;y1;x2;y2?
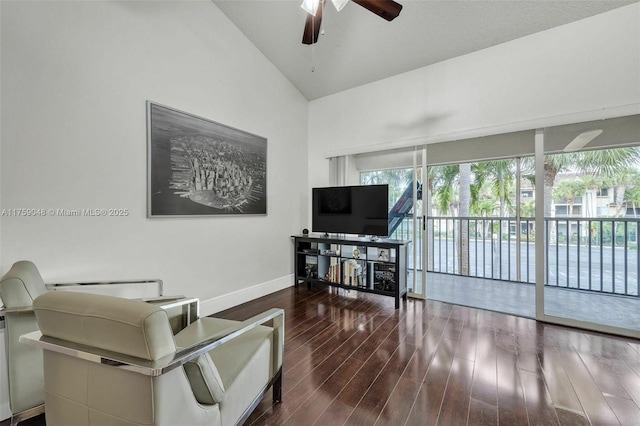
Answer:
417;272;640;332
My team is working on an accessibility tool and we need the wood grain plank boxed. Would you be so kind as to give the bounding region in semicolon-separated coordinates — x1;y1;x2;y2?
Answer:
470;329;497;407
561;351;620;425
496;348;528;425
281;357;364;425
555;408;590;426
374;373;422;426
468;397;498;426
374;317;448;425
605;395;640;426
346;341;417;424
437;357;475;425
351;315;403;362
405;337;458;425
313;399;353;426
519;369;560;426
578;353;633;400
538;349;585;416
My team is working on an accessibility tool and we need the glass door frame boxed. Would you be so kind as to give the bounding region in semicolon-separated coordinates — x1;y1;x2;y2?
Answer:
406;148;426;300
535;129;640;340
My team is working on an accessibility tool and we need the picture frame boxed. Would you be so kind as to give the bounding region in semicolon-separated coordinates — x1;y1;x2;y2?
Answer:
147;101;267;217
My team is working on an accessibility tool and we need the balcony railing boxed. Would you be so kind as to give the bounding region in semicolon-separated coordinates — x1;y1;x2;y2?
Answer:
389;216;639;297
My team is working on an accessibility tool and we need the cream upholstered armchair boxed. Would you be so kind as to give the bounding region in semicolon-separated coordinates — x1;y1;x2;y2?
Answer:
0;260;164;425
0;261;47;425
21;291;284;426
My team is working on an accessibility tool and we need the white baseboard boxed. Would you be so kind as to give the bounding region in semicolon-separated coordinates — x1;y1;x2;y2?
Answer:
200;274;293;316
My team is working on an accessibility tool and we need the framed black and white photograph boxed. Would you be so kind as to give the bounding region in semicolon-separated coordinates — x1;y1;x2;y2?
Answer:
147;102;267;217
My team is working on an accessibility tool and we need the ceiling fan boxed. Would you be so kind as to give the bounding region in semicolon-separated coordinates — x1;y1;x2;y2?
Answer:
301;0;403;45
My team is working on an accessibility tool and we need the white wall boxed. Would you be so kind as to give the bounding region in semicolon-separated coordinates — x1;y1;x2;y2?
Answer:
308;3;640;188
0;1;309;311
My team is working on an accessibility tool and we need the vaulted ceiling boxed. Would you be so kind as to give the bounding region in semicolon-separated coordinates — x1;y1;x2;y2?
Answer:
213;0;637;100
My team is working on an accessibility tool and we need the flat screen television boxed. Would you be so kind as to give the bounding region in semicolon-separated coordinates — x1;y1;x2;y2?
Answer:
312;184;389;237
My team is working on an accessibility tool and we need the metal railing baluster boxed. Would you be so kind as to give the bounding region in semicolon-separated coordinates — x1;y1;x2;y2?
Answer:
577;220;581;289
526;219;530;283
612;220;616;293
507;219;512;281
624;220;628;295
546;220;550;286
588;219;592;291
419;216;638;297
566;219;570;288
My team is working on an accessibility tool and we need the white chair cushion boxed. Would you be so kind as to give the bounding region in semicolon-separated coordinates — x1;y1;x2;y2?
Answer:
175;316;274;423
0;260;47;308
34;291;176;361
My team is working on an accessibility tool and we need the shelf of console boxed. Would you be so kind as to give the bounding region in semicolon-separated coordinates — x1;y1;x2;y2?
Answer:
292;235;410;309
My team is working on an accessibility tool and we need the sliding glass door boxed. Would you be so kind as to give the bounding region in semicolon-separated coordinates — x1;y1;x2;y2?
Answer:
540;116;640;336
361;153;426;299
424;157;536;318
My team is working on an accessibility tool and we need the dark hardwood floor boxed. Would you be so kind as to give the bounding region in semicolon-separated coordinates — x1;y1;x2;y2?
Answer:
215;285;640;426
4;285;639;425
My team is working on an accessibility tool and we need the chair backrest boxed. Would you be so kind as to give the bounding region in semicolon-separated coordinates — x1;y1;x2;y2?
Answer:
0;260;47;309
34;291;176;360
0;261;47;415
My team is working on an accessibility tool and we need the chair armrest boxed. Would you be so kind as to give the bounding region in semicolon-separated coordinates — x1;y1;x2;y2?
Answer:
0;306;35;329
19;308;284;377
143;296;200;330
46;279;164;297
0;305;34;316
177;308;285;373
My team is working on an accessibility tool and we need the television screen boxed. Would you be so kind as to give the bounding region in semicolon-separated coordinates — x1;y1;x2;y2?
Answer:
312;185;389;237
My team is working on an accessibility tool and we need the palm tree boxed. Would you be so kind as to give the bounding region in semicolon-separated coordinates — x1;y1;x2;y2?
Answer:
428;163;472;275
539;153;579;217
601;167;640;216
521;200;535;217
579;147;640;176
521;147;640;217
472;159;515;218
553;178;586;216
520;148;639;243
470;198;499;237
431;165;459;215
625;186;640;217
578;148;640;216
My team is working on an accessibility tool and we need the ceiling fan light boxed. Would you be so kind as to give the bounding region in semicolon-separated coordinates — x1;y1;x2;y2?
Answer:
331;0;349;12
301;0;320;16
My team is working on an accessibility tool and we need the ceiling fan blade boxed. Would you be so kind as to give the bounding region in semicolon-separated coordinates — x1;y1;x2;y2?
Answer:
352;0;402;21
302;1;324;45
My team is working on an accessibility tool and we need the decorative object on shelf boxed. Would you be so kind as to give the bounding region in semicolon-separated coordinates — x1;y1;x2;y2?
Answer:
302;228;309;235
378;249;390;262
353;248;360;259
342;259;363;286
373;263;395;292
304;256;318;279
147;101;267;217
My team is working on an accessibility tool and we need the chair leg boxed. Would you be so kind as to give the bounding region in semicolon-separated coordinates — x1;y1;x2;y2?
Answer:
272;368;283;403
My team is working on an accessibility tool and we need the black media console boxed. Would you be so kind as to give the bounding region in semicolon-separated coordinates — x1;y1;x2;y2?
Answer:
292;235;410;309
